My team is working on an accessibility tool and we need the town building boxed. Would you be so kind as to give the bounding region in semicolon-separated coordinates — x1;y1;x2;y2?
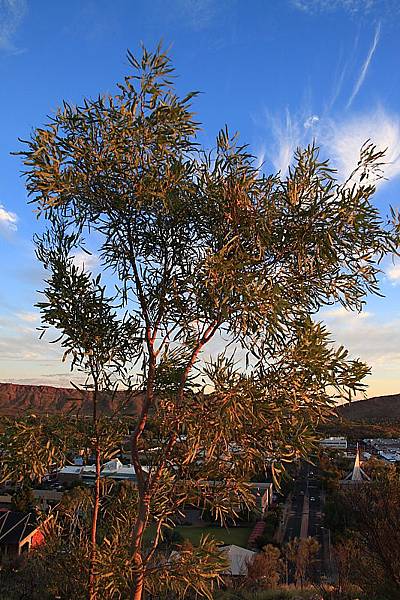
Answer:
363;438;400;462
319;436;347;450
57;465;84;485
171;544;256;578
340;445;370;486
57;458;150;486
0;510;44;557
220;544;256;576
251;482;274;515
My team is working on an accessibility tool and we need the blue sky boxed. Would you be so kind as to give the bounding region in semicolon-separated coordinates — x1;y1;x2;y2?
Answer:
0;0;399;396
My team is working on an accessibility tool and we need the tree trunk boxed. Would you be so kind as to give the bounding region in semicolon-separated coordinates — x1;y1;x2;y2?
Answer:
130;497;150;600
130;564;144;600
88;442;101;600
88;375;100;600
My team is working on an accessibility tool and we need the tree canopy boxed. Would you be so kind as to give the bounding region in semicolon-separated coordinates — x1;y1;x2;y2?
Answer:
11;44;400;600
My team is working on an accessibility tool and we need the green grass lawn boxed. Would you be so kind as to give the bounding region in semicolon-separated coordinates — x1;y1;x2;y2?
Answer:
174;525;252;547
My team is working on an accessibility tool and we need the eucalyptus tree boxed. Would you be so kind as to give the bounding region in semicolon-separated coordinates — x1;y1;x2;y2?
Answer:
19;45;399;600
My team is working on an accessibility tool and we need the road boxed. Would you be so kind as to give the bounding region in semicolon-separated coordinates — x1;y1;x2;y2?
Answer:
282;462;327;581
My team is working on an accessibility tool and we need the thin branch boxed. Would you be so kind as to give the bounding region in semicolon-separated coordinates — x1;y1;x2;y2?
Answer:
148;319;221;494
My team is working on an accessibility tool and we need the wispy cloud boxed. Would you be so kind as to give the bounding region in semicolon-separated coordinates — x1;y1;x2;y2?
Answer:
264;108;303;175
15;311;39;323
322;307;373;320
0;0;27;52
387;262;400;285
0;328;55;362
346;22;381;108
322;107;400;182
321;308;399;364
304;114;319;129
263;109;320;175
291;0;400;21
72;250;99;272
0;309;85;386
259;105;400;185
327;67;347;112
321;307;400;395
260;108;319;175
144;0;237;33
326;38;357;112
255;145;266;171
323;311;400;367
291;0;375;16
0;203;18;235
1;373;85;387
175;0;221;30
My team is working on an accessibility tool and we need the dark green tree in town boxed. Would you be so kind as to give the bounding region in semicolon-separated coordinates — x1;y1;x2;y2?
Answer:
340;481;400;600
11;485;36;513
246;544;283;589
15;44;399;599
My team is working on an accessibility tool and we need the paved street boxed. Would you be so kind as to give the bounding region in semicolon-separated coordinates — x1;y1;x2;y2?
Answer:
282;462;327;580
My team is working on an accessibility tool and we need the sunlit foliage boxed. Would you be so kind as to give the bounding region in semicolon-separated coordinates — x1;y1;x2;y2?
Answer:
9;43;400;599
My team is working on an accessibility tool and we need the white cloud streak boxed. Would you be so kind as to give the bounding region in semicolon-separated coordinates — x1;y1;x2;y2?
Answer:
15;312;39;323
322;307;373;320
346;22;380;109
292;0;375;16
304;115;319;129
327;61;348;111
322;107;400;182
262;105;400;184
0;203;18;234
321;308;400;395
387;263;400;284
72;251;99;272
322;309;400;364
0;311;86;386
0;373;86;387
255;145;266;171
0;0;26;51
291;0;400;21
265;108;302;175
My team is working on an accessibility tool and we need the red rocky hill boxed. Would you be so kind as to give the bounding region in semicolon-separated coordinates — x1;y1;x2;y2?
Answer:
0;383;143;416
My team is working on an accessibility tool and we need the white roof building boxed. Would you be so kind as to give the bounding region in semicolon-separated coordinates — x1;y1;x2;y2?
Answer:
58;460;150;484
58;466;83;476
170;544;255;577
220;545;256;576
101;459;123;474
379;450;400;462
319;436;347;450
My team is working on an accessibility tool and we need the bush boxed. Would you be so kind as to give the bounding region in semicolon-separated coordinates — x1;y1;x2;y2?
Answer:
160;528;185;549
254;511;280;549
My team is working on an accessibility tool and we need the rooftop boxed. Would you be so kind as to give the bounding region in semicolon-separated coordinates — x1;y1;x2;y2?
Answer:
0;510;38;546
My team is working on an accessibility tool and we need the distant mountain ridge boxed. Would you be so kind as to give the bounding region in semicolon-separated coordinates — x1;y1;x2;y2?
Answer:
1;383;399;421
336;393;400;422
0;383;143;416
